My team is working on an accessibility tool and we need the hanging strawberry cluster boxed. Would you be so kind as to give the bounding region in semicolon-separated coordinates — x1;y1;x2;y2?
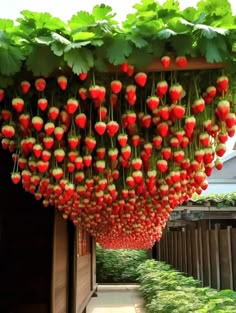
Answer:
0;64;236;249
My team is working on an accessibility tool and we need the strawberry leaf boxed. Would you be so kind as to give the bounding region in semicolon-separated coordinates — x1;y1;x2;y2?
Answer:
170;35;193;55
127;34;148;48
193;24;228;39
106;37;132;65
26;45;62;75
64;47;94;74
128;50;153;70
68;12;95;31
92;4;116;21
0;45;25;76
34;35;53;45
72;32;96;41
51;32;71;45
198;36;228;63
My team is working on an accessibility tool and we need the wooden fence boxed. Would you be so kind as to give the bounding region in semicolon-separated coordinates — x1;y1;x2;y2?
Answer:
156;224;236;290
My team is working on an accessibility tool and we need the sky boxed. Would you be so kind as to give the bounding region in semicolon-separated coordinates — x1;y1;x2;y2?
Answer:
1;0;236;154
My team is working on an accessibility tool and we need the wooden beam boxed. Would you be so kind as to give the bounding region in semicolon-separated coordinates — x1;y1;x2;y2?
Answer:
215;224;221;291
206;230;212;288
227;226;234;290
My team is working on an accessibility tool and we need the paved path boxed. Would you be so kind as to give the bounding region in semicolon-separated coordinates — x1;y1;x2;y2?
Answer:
87;285;145;313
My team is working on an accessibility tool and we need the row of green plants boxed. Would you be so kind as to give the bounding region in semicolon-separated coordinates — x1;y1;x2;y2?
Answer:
96;244;147;283
137;259;236;312
190;192;236;208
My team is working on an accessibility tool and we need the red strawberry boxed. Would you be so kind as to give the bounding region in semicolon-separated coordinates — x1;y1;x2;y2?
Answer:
107;121;119;137
38;98;48;111
97;86;106;102
199;132;210;147
68;136;79;149
157;122;169;137
131;135;140;147
54;148;65;163
216;76;228;94
206;86;216;98
12;97;24;113
170;137;180;148
11;172;21;184
121;62;129;73
75;113;87;128
134;72;147;87
215;143;226;157
153;135;162;148
57;75;67;90
127;65;134;76
67;162;75;173
19;114;30;129
78;72;87;80
44;122;55;135
85;136;96;150
0;89;5;101
66;98;79;115
1;109;11;121
110;80;122;94
144;143;152;155
156;159;168;173
218;131;228;144
54;126;64;141
41;150;51;162
185;116;196;132
126;111;136;125
98;106;107;121
121;145;131;160
48;106;59;120
20;81;31;94
52;167;64;180
202;92;213;105
126;85;136;100
117;133;128;147
227;126;236;137
161;147;171;160
43;136;54;149
35;78;46;92
215;158;223;170
78;87;87;100
132;170;143;184
32;116;44;132
170;104;185;120
216;100;230;121
95;121;106;135
108;147;118;161
156;81;168;98
96;147;106;159
75;156;83;169
1;138;10;150
161;56;171;68
89;85;100;99
33;143;43;158
169;84;183;102
132;158;142;170
37;160;49;173
191;98;205;114
83;155;92;167
158;106;169;120
194;150;204;163
225;113;236;128
146;96;160;111
176;56;187;68
126;176;135;187
194;171;205;185
142;114;152;128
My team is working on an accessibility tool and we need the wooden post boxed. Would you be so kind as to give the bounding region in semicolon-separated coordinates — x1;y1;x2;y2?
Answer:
195;229;200;280
178;231;183;272
215;224;221;290
199;227;204;285
165;232;169;263
187;230;193;276
206;230;212;288
227;226;234;290
158;240;161;261
171;231;174;266
182;230;187;273
174;232;178;269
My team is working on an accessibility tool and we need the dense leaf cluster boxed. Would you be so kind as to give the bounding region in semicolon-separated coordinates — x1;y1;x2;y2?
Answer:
190;191;236;208
1;0;236;84
137;260;236;312
96;244;147;283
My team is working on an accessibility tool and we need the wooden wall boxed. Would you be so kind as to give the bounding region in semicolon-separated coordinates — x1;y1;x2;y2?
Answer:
0;148;54;313
51;212;68;313
156;223;236;290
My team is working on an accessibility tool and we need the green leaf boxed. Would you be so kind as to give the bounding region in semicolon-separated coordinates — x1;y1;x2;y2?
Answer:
51;42;65;56
106;37;132;65
72;32;96;41
64;47;94;74
167;17;193;33
170;34;193;55
51;32;71;45
92;4;115;21
64;41;91;52
26;44;62;76
68;11;95;31
199;36;228;63
127;34;148;48
0;19;14;31
34;35;53;45
0;46;25;75
128;49;153;70
158;28;177;39
193;24;228;39
162;0;180;11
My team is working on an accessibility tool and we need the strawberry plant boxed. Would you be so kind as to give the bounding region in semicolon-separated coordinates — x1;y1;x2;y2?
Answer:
0;0;236;249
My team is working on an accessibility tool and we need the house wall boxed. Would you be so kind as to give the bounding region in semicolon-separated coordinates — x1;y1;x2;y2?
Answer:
0;149;54;313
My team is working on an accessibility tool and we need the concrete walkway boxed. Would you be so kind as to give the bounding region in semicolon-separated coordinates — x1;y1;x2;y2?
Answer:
87;285;145;313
